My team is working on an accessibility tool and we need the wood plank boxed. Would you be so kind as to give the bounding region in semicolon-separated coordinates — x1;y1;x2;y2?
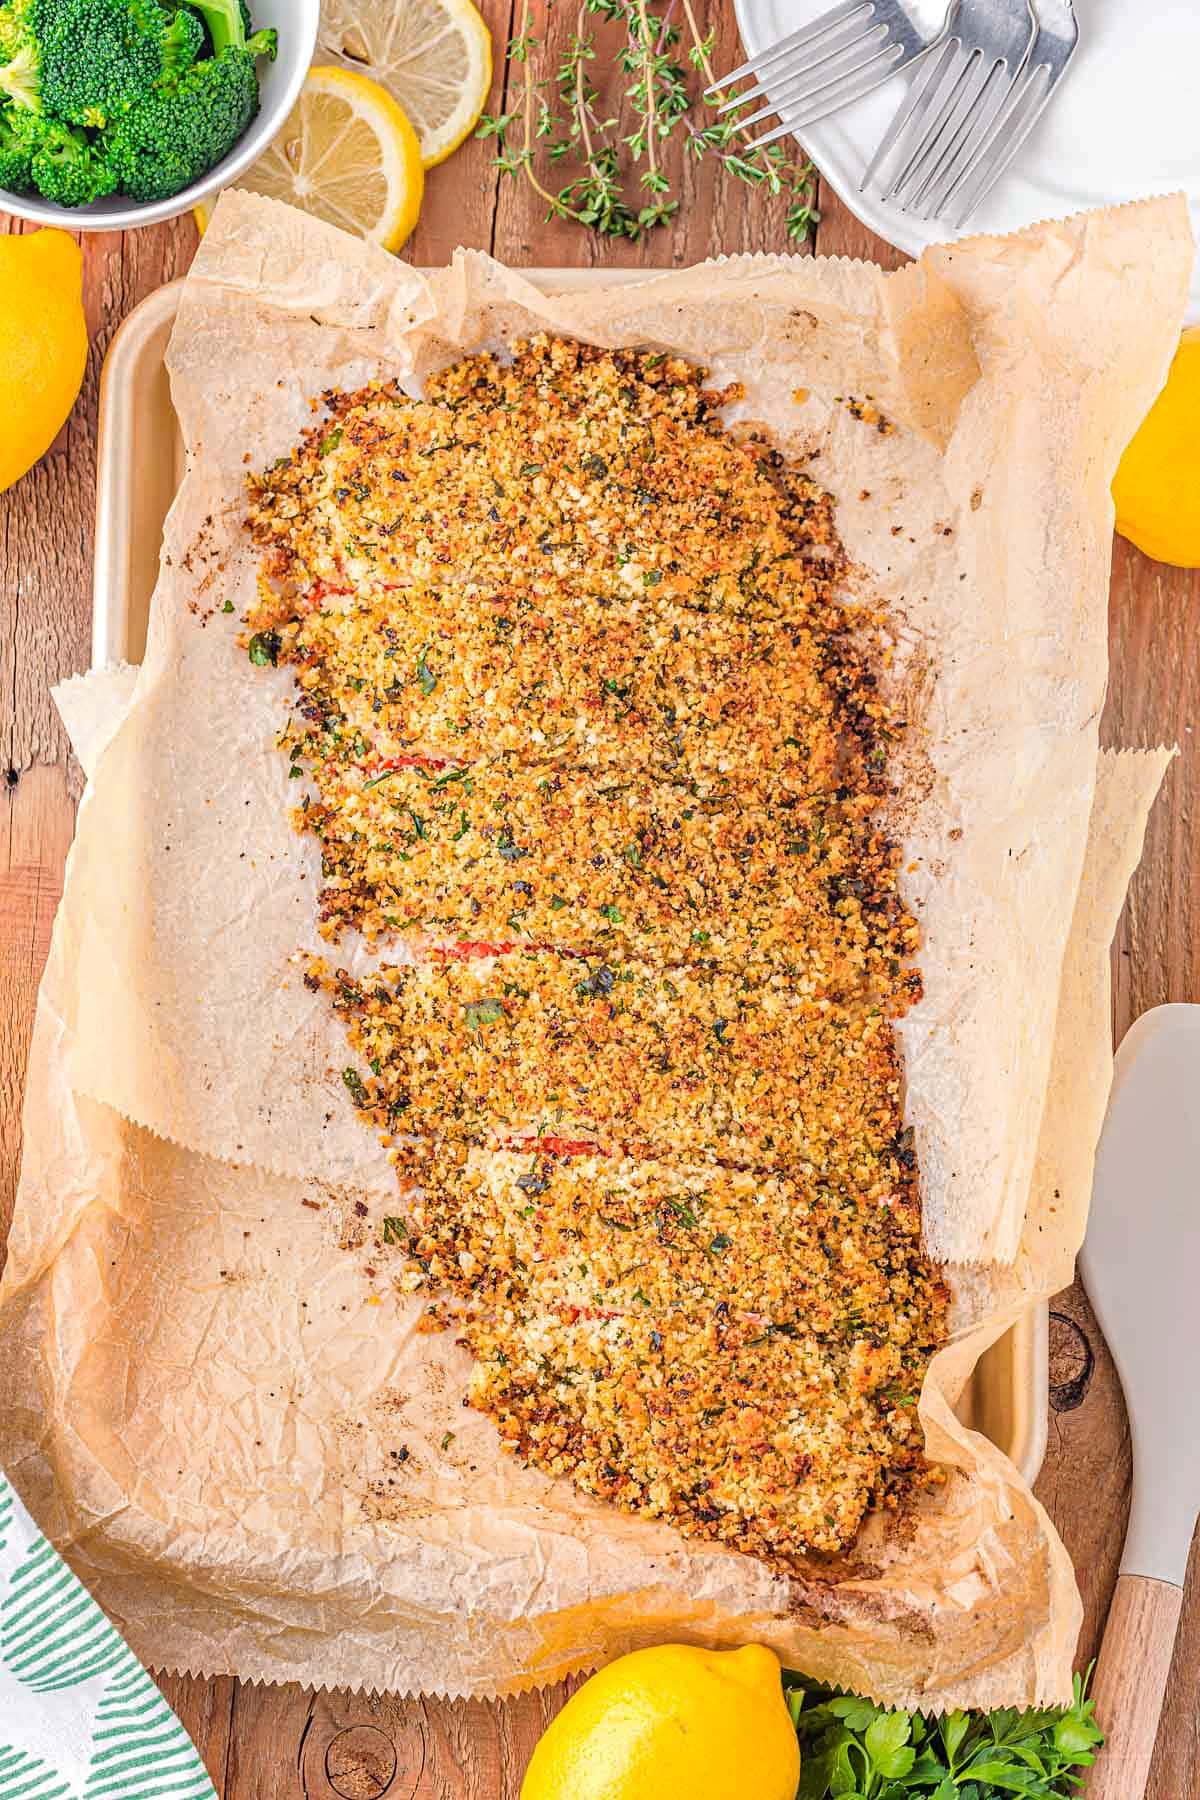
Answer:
220;1681;578;1800
403;0;515;268
1148;1534;1200;1800
805;177;909;271
291;1682;583;1800
1036;1279;1131;1655
1106;535;1200;1025
490;0;812;267
0;764;75;1258
154;1672;237;1795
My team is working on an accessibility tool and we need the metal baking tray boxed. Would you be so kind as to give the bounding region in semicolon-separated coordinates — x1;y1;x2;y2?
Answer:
93;276;1049;1485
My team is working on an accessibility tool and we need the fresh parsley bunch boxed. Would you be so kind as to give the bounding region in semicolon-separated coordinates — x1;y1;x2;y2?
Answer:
784;1671;1103;1799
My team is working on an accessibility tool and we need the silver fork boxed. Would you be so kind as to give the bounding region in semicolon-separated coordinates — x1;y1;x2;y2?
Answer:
861;0;1037;217
706;0;960;155
935;0;1079;227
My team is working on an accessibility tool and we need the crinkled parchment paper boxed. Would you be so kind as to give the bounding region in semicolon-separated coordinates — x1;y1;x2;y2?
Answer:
0;191;1190;1708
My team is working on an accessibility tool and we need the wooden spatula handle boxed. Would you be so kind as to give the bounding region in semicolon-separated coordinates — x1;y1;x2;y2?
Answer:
1088;1573;1184;1800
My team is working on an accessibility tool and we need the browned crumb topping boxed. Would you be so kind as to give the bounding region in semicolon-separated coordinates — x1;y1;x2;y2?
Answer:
845;396;894;435
302;758;913;970
262;587;841;783
388;1144;940;1557
243;333;946;1568
323;947;915;1182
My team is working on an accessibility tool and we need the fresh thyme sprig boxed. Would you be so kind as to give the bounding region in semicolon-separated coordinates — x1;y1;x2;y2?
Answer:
476;0;818;244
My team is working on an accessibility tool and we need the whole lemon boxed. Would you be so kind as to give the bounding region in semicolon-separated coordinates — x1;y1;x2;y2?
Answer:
0;228;88;495
521;1643;800;1800
1113;326;1200;567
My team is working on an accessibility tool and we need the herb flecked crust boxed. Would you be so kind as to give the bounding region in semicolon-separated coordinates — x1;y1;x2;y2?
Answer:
243;334;948;1569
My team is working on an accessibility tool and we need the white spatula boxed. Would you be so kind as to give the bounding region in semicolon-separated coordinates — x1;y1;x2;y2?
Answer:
1080;1003;1200;1800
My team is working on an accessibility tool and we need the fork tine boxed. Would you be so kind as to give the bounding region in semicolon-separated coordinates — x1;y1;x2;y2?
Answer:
945;62;1053;224
716;16;886;115
744;44;907;149
706;0;872;97
909;57;1018;216
879;43;977;200
859;36;955;193
894;50;996;207
729;28;893;133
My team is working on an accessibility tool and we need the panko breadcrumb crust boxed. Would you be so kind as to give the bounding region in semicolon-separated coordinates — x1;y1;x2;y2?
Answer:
243;334;947;1568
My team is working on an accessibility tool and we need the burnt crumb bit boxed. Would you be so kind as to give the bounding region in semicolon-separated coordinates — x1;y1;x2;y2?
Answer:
845;396;895;434
242;332;946;1571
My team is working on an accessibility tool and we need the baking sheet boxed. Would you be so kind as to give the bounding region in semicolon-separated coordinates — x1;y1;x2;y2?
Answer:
70;202;1187;1263
0;191;1189;1710
89;275;1050;1486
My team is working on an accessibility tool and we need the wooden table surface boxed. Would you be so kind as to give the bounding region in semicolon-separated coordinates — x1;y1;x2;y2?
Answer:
2;4;1198;1793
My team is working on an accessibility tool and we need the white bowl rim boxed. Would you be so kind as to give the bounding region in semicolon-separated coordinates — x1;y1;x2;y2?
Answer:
0;0;319;230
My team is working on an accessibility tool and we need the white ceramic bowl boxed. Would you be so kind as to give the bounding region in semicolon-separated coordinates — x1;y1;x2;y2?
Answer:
0;0;318;230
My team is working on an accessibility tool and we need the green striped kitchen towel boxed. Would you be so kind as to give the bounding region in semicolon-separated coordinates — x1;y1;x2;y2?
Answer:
0;1472;216;1800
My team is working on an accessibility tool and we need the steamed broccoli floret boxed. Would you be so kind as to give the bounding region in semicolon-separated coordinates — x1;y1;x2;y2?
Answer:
189;0;243;54
104;36;269;199
162;4;204;75
33;0;197;126
11;0;212;128
30;116;117;201
0;95;42;186
190;0;276;60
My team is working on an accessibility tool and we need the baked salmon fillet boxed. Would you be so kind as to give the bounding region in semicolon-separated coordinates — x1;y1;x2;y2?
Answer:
244;332;946;1568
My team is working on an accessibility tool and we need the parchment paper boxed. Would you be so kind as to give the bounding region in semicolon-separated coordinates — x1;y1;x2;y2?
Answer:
54;192;1191;1262
0;191;1190;1709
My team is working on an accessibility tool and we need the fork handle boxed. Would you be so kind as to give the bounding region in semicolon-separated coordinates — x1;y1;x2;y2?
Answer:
1088;1575;1183;1800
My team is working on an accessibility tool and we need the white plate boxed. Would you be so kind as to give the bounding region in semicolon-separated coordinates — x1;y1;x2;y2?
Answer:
732;0;1200;321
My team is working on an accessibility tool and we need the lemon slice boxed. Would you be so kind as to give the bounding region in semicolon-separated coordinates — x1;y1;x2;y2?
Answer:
317;0;492;167
197;66;424;251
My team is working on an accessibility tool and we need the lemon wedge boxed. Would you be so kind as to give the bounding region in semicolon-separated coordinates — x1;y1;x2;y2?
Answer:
196;66;423;251
317;0;492;167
